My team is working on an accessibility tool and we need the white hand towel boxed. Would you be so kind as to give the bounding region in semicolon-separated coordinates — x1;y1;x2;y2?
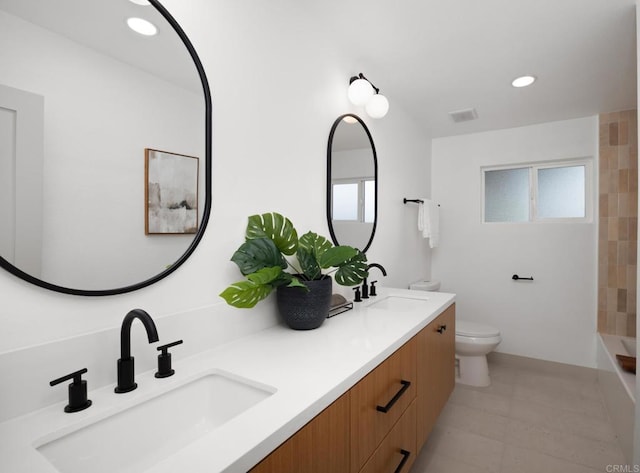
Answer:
417;199;426;234
426;200;440;248
418;199;440;248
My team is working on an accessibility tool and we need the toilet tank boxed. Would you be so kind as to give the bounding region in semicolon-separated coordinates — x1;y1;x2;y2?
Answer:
409;280;441;291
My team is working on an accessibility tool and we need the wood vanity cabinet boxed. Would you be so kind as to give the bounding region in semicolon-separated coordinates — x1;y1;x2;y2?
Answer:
251;303;455;473
249;391;351;473
416;303;455;449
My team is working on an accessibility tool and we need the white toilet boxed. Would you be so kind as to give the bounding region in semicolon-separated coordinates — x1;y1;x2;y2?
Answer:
455;321;501;387
409;280;502;387
408;280;441;292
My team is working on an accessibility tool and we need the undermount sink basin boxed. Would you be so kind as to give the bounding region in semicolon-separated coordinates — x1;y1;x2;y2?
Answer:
368;295;429;311
36;371;275;473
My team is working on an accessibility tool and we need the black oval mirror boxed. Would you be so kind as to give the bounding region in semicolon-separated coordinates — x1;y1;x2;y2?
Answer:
0;0;211;295
326;114;377;252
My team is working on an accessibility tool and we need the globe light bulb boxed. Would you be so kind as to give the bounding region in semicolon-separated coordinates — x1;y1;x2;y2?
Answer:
366;94;389;118
348;78;374;106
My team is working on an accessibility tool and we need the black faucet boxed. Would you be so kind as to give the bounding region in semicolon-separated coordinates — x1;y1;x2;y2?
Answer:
115;309;159;393
362;263;387;298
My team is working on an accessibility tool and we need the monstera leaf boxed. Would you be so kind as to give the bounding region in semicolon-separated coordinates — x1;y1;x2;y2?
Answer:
318;246;358;269
230;238;286;276
297;232;332;280
334;251;368;286
298;232;332;258
246;212;298;256
219;280;273;308
296;248;321;280
246;266;284;285
219;267;308;308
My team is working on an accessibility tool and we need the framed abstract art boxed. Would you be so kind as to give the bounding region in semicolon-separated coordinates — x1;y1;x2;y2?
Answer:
145;148;199;234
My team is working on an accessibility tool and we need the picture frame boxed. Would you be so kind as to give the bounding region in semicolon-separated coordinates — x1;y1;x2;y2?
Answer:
145;148;199;235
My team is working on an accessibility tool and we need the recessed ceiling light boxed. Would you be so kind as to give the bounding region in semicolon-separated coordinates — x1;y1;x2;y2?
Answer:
129;0;151;5
127;17;157;36
512;75;536;88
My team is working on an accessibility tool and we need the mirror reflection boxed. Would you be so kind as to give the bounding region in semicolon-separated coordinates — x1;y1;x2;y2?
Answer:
0;0;208;292
327;114;377;252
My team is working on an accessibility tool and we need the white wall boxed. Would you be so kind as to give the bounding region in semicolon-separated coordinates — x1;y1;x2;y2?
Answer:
363;111;432;290
333;148;375;178
0;0;432;364
432;116;599;367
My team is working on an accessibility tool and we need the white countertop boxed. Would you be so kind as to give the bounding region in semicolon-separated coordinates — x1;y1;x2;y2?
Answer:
0;288;455;473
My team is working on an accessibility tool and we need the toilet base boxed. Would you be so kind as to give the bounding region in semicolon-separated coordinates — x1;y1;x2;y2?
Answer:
456;354;491;387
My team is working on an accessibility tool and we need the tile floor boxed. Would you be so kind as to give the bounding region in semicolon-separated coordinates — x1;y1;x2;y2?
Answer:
411;359;628;473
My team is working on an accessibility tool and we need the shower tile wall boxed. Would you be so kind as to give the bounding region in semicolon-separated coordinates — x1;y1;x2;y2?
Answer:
598;110;638;337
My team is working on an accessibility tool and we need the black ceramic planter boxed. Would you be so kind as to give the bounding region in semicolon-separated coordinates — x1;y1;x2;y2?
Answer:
276;276;332;330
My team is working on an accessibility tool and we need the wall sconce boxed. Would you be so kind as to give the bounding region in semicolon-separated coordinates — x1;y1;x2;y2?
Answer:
348;73;389;119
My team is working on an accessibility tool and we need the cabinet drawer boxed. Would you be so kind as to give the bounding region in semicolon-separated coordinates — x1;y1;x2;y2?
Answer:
350;337;417;472
249;391;350;473
358;400;417;473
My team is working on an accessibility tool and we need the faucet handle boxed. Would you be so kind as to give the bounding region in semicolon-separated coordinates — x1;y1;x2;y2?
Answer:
370;280;378;296
353;286;362;302
49;368;92;413
155;340;183;378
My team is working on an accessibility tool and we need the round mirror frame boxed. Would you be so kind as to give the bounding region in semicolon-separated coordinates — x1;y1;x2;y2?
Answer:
326;113;378;253
0;0;212;296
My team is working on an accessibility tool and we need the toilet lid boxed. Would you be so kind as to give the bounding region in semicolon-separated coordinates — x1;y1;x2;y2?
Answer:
456;320;500;338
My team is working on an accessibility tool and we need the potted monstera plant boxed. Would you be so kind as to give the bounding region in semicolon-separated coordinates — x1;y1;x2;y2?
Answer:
220;212;368;329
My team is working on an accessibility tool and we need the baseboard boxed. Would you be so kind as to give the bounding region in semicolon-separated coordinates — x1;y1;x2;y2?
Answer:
487;352;598;382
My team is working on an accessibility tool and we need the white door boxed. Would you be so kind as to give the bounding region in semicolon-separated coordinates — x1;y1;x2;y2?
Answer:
0;84;44;276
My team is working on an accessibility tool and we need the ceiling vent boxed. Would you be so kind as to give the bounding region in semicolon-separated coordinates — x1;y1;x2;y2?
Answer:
449;108;478;123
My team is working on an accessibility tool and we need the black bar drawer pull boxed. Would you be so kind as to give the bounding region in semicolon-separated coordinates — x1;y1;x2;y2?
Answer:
437;324;447;334
376;380;411;413
393;449;411;473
